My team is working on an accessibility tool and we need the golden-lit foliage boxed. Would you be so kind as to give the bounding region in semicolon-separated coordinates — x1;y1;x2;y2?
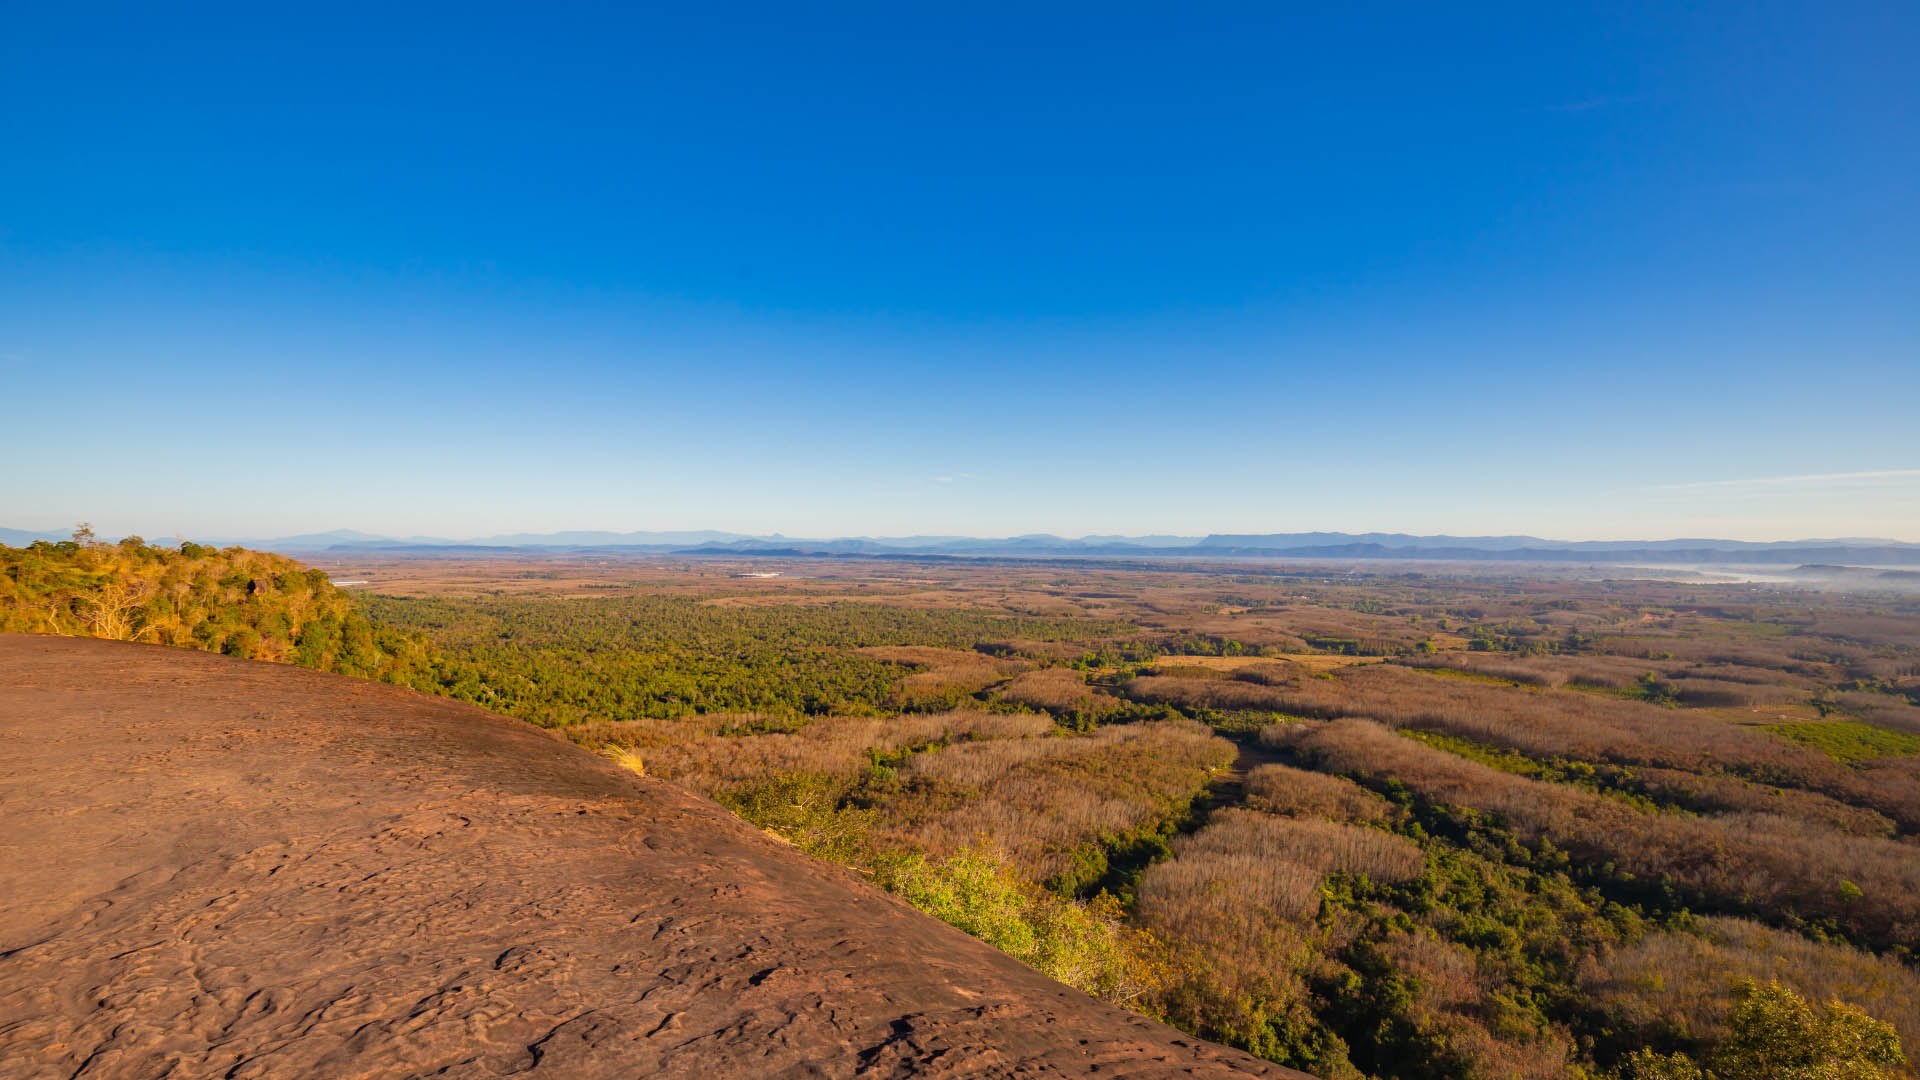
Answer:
1163;661;1920;830
638;709;1055;796
1586;916;1920;1055
1140;810;1423;922
885;719;1233;886
857;644;1029;707
0;536;430;679
1243;762;1390;823
1628;766;1897;836
1001;667;1102;712
1284;718;1920;951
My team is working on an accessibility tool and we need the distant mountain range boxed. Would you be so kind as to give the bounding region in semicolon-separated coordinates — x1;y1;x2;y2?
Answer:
8;526;1920;565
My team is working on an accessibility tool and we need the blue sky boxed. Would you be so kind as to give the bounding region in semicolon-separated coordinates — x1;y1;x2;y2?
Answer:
3;2;1915;541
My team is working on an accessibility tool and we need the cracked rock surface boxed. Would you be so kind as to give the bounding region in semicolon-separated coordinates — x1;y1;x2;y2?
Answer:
0;636;1290;1079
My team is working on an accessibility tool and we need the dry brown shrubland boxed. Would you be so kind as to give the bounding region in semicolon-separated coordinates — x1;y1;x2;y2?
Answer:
1179;809;1423;883
1134;808;1428;1074
1243;762;1390;822
1379;933;1577;1080
1590;636;1832;676
1847;657;1920;681
1583;916;1920;1053
888;720;1232;883
1810;613;1920;649
1286;719;1920;950
1627;766;1896;836
643;709;1054;795
1401;653;1660;689
1151;663;1230;680
1248;607;1433;652
1130;871;1324;1059
563;712;774;750
1138;810;1421;932
1669;677;1803;708
1139;851;1321;927
1150;663;1919;828
1855;757;1920;828
902;729;1085;788
1226;662;1315;687
1832;691;1920;734
1681;663;1810;687
1536;608;1613;628
1258;722;1313;751
977;638;1096;662
1401;654;1563;687
1001;667;1101;712
1146;615;1309;653
1128;673;1324;712
857;645;1028;705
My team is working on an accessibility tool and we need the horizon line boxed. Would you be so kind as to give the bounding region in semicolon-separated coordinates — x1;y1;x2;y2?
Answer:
8;525;1919;548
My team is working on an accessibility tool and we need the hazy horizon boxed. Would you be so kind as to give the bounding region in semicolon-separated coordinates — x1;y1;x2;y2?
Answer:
8;520;1920;548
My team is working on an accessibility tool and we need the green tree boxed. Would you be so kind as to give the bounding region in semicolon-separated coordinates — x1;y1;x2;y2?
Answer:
1619;1049;1704;1080
1618;981;1904;1080
1709;980;1904;1080
1637;671;1679;705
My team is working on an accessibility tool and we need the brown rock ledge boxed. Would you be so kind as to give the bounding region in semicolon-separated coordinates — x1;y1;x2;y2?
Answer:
0;635;1292;1079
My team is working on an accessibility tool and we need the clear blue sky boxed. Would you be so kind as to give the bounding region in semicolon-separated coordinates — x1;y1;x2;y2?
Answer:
4;3;1915;541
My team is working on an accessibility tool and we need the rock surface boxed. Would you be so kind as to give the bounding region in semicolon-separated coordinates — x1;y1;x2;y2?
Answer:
0;636;1291;1079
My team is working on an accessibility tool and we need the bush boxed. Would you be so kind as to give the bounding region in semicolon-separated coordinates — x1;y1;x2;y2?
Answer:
883;847;1163;1006
221;627;260;659
1710;979;1905;1080
1764;721;1920;764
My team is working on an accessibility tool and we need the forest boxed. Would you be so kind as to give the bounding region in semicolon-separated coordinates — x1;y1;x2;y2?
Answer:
6;535;1918;1080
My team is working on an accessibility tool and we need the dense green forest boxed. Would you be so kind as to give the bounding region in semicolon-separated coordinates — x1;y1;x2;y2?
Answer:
6;537;1917;1080
360;592;1131;724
